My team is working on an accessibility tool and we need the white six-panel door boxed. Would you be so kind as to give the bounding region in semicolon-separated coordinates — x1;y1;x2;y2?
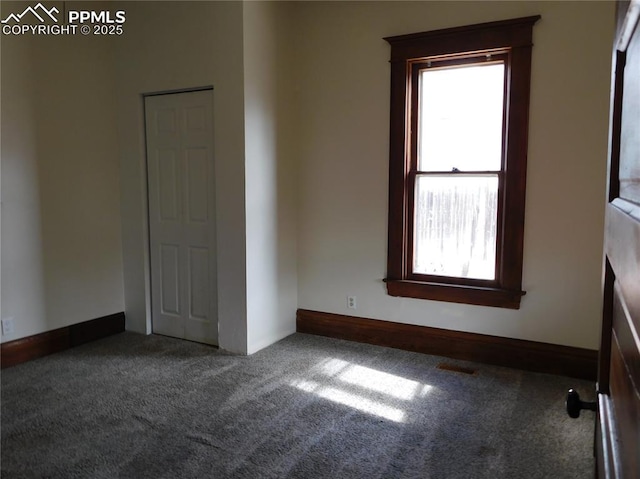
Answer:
145;90;217;345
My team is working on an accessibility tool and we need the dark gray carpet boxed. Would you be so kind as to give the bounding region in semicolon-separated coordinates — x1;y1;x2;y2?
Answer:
1;332;595;478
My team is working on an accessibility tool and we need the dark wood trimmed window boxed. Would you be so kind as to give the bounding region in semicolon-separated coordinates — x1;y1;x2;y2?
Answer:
384;16;540;309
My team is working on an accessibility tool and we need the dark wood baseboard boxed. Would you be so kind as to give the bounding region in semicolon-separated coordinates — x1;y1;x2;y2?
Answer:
297;309;597;381
1;312;125;369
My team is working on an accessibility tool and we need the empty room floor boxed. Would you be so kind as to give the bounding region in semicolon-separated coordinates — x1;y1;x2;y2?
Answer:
1;332;595;478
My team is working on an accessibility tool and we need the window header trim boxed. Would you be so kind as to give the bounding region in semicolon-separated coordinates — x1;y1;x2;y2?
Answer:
384;16;541;62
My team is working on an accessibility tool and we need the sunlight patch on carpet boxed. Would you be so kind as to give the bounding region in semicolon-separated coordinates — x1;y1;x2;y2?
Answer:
291;379;406;422
290;358;437;423
337;364;420;400
317;387;406;422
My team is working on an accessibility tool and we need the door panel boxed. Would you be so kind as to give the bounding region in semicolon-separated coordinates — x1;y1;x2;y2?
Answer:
188;246;209;320
598;1;640;478
608;281;640;478
186;148;209;223
145;89;217;345
160;243;180;316
158;150;180;221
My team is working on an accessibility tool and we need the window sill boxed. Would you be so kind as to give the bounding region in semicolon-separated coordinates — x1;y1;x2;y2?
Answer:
384;279;525;309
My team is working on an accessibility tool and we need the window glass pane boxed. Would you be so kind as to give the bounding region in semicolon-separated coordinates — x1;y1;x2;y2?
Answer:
419;63;504;172
413;175;498;280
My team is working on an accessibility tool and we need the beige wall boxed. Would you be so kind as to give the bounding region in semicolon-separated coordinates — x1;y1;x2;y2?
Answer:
243;1;298;354
1;0;615;353
1;1;124;343
293;1;615;349
1;1;297;353
1;20;47;342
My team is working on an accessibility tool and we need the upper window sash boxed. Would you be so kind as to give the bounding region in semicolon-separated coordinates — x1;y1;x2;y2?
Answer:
411;54;508;175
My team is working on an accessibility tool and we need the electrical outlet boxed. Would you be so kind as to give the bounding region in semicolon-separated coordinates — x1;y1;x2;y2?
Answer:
2;317;15;336
347;296;357;309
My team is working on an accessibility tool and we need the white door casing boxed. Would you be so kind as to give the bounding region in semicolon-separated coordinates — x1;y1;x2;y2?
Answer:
145;89;218;345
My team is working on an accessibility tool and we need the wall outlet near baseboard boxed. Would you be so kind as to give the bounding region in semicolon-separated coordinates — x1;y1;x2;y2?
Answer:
347;296;357;309
2;317;15;336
